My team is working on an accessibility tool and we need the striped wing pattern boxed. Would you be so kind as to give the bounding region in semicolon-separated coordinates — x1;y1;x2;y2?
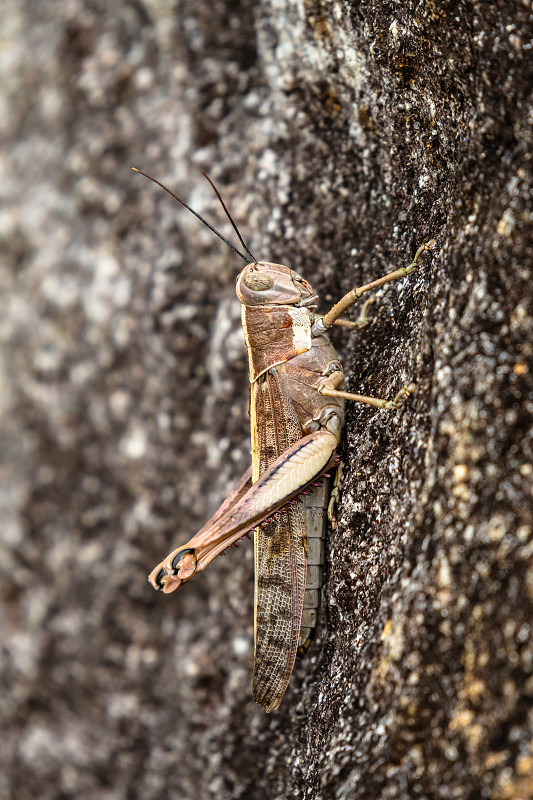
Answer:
250;367;308;712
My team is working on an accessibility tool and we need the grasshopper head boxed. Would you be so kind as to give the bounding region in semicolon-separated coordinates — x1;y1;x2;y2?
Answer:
236;262;318;309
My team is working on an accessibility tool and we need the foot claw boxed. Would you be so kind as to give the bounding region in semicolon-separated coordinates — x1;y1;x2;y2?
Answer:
387;381;416;409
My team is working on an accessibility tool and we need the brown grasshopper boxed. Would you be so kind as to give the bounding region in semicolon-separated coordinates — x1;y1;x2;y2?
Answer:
132;167;433;712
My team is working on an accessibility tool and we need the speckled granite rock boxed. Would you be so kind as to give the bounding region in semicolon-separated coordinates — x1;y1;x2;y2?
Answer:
1;1;532;798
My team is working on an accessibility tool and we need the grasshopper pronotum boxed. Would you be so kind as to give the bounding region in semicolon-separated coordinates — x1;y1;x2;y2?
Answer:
133;167;433;712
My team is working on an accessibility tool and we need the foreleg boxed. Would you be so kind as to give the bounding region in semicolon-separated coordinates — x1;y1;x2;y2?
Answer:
313;240;434;333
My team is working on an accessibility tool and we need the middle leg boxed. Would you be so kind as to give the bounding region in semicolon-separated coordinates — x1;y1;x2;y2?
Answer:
319;381;416;410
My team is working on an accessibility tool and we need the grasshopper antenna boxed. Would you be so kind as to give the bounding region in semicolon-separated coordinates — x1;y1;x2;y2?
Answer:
131;167;249;263
201;171;257;264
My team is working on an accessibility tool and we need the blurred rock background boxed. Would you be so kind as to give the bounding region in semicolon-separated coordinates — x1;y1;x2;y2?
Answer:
1;1;532;798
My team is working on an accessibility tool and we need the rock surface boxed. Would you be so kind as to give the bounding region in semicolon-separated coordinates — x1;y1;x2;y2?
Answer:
1;1;532;798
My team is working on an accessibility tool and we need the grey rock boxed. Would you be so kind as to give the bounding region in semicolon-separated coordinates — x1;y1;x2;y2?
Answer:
1;1;532;798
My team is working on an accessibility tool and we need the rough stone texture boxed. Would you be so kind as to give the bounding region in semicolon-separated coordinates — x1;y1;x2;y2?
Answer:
1;1;532;798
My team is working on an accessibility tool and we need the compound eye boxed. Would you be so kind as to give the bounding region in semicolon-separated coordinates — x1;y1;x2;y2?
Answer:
242;273;274;291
